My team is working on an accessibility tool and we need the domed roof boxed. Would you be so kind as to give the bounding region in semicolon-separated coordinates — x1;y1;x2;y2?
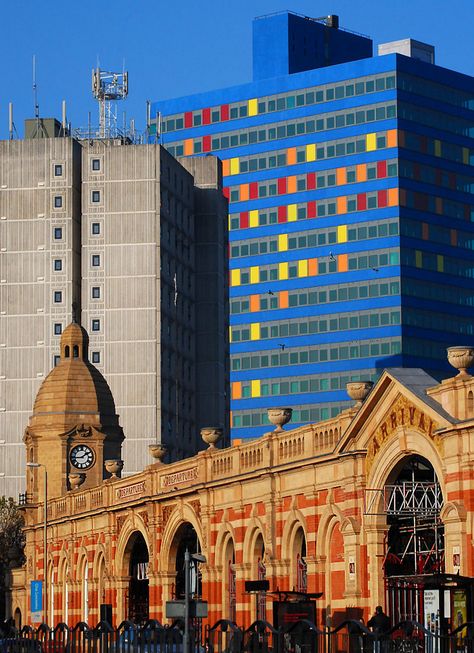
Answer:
31;321;118;427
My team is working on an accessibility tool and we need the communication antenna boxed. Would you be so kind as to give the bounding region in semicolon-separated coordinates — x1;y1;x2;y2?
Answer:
33;55;39;120
92;67;128;138
8;103;18;140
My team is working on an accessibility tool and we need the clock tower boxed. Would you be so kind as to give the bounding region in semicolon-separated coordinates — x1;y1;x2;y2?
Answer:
24;321;124;500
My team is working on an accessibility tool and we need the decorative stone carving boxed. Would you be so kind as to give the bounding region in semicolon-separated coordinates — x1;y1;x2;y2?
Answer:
267;408;293;432
447;346;474;377
68;473;86;490
200;427;222;448
116;514;127;534
105;459;124;478
346;381;374;407
148;443;167;462
162;505;175;526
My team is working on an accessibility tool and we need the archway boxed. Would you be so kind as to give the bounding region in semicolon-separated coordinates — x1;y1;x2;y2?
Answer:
223;536;236;622
171;522;202;600
253;532;266;621
125;532;149;623
292;527;307;593
14;608;21;630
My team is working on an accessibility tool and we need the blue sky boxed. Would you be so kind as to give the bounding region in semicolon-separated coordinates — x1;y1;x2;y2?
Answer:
1;0;474;140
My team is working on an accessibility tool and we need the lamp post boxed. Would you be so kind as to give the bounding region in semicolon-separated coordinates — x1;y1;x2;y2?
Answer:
183;550;206;653
26;462;48;626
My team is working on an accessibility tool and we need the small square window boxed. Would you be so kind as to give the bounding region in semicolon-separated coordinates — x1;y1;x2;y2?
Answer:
54;164;63;177
92;255;100;267
92;286;100;299
91;222;101;235
54;227;63;240
54;259;62;271
54;196;63;208
92;351;101;364
92;159;101;171
92;319;100;331
91;190;101;203
53;355;60;367
54;291;62;303
54;323;62;335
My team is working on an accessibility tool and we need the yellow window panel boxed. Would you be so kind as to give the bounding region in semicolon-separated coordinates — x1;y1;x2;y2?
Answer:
229;158;240;175
279;262;288;280
278;234;288;251
437;255;444;272
306;143;316;162
337;225;347;243
415;251;422;268
231;269;241;286
463;148;470;165
249;210;259;228
298;260;308;277
250;266;259;284
229;326;233;342
366;133;377;151
251;379;261;397
288;204;297;221
250;323;260;340
248;98;258;116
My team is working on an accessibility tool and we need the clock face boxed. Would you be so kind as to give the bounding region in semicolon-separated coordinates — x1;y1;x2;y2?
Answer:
69;444;95;470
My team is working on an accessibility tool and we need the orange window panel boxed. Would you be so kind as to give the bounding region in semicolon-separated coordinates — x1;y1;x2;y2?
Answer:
450;229;457;246
388;188;399;206
240;184;249;201
184;139;193;156
250;295;260;312
337;196;347;214
287;176;297;194
222;159;230;177
287;148;297;165
279;290;289;309
336;168;346;185
232;382;242;400
387;129;398;148
356;164;367;182
338;254;348;272
308;259;318;276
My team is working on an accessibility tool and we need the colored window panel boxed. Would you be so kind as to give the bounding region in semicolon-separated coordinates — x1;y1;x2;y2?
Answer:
184;139;193;156
298;260;308;277
248;98;258;116
279;290;289;308
250;323;260;340
338;254;348;272
437;255;444;272
308;259;318;276
337;197;347;214
336;168;345;185
377;161;387;178
450;229;457;246
307;173;316;190
230;158;239;175
232;382;242;400
249;183;258;199
223;187;230;200
378;190;388;207
222;160;230;176
278;178;287;195
415;251;423;268
279;262;288;280
435;198;443;214
306;144;316;162
356;164;367;182
249;210;259;228
366;133;377;151
278;234;288;251
251;379;261;397
240;185;249;201
250;295;259;312
221;104;229;121
240;212;249;229
387;129;397;148
202;108;211;125
337;225;347;243
434;140;441;157
287;148;297;165
202;135;211;152
250;266;259;284
463;148;470;164
307;202;316;219
229;326;232;342
278;206;287;222
422;223;429;240
388;188;399;206
288;204;297;221
357;194;367;211
287;176;297;194
231;269;241;286
184;112;192;128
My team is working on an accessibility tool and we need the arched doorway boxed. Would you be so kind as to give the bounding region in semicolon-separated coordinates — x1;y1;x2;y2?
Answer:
253;533;266;621
292;527;307;593
172;523;202;600
223;536;236;622
125;532;149;623
383;455;444;621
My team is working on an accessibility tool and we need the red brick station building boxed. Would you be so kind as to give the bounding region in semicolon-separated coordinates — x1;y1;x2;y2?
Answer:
8;323;474;629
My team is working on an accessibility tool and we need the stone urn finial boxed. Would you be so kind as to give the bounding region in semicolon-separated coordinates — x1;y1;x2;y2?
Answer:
200;427;223;449
447;346;474;377
104;459;124;479
148;443;167;463
346;381;374;407
68;473;86;490
267;408;292;432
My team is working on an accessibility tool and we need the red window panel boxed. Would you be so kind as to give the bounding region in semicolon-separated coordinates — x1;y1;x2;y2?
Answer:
306;173;316;190
202;135;211;152
249;183;259;199
278;178;287;195
223;187;230;200
240;212;249;229
376;160;387;178
278;206;287;222
307;201;316;219
184;112;193;129
202;108;211;125
378;190;388;208
357;194;367;211
221;104;229;121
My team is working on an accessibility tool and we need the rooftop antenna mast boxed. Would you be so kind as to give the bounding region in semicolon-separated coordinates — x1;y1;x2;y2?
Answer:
92;67;128;138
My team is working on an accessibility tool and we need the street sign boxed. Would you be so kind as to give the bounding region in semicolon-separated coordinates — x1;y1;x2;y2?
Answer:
31;580;43;622
165;600;208;619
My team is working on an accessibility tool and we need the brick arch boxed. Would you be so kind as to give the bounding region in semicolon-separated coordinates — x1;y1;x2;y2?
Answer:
159;503;204;574
281;509;307;561
92;544;107;578
115;513;150;578
242;518;267;568
214;523;237;569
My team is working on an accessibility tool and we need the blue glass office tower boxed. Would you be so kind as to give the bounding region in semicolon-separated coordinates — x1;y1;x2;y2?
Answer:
151;11;474;442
